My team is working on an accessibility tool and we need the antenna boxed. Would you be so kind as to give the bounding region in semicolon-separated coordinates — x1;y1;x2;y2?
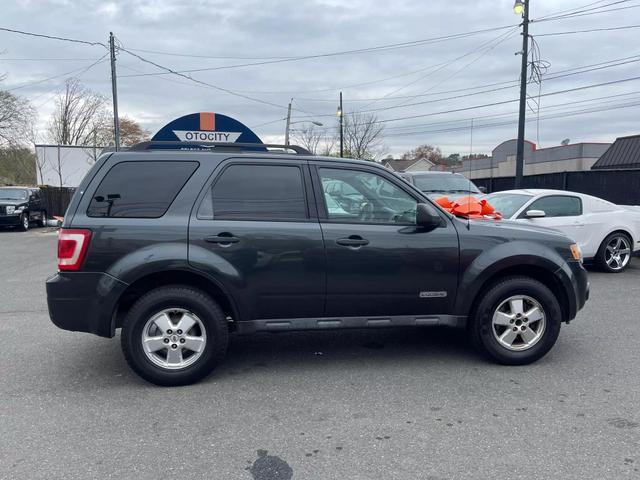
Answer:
561;138;570;146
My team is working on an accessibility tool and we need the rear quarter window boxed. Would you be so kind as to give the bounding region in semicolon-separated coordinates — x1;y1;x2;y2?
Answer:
87;161;198;218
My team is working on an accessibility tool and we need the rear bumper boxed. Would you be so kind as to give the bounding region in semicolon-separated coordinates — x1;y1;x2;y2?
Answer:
46;272;128;338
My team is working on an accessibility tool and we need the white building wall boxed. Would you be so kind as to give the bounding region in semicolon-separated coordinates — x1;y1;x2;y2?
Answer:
35;145;97;187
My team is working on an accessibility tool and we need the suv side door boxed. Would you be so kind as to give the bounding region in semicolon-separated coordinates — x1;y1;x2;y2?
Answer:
310;162;459;318
189;158;325;322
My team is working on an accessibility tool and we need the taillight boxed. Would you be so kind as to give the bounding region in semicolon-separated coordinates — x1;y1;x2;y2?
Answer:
58;229;91;271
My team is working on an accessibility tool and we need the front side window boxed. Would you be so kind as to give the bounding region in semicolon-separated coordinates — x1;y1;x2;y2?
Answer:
87;161;198;218
319;168;417;224
485;193;533;218
199;164;308;221
523;195;582;218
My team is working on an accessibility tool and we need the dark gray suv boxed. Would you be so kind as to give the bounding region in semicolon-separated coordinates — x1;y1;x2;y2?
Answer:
46;142;589;386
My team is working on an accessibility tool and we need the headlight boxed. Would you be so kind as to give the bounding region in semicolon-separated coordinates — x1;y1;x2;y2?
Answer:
570;243;583;263
5;206;15;214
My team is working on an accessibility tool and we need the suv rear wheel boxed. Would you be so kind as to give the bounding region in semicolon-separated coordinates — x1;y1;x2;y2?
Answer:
469;276;562;365
121;285;228;386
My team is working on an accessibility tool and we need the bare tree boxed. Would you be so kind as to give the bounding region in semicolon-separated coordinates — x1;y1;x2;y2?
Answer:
84;115;151;162
48;146;67;187
292;124;334;155
26;124;47;184
343;112;386;160
401;144;444;164
47;78;107;146
0;89;35;147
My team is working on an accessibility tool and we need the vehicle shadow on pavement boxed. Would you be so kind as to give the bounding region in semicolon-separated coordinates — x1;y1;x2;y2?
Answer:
213;326;478;382
63;327;477;387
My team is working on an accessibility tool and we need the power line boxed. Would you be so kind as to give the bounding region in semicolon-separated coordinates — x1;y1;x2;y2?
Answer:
381;90;640;134
269;52;640;107
7;54;109;92
117;45;292;112
533;2;640;22
0;57;98;61
0;26;106;47
31;55;109;107
535;24;640;36
385;98;640;138
118;24;519;78
295;62;640;120
535;0;617;20
359;27;519;111
362;75;640;125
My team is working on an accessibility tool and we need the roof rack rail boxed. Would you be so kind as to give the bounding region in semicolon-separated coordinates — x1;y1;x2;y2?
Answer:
129;141;312;155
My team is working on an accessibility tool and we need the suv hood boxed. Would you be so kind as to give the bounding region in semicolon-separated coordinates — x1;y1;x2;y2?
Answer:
0;199;27;206
465;217;572;241
425;191;480;201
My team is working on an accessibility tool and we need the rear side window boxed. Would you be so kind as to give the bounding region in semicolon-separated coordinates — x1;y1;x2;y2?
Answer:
523;195;582;218
87;161;198;218
198;164;308;220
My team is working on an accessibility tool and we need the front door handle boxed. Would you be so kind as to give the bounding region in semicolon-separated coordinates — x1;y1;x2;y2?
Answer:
336;236;369;247
204;233;240;244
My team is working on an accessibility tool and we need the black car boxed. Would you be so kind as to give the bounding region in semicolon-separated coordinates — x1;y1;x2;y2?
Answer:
399;171;484;200
46;142;589;386
0;186;47;231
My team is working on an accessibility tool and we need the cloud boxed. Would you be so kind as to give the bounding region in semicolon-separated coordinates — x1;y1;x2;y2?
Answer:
1;0;639;155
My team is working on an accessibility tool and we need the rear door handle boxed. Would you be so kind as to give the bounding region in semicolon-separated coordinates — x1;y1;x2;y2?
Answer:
336;236;369;247
204;233;240;244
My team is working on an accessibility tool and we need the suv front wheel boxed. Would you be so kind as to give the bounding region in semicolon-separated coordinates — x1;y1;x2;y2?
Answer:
121;285;229;386
469;276;562;365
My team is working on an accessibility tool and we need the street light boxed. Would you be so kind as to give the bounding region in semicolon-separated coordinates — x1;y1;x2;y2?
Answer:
513;0;525;15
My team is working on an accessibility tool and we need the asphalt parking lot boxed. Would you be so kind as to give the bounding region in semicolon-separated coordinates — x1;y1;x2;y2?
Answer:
1;228;639;480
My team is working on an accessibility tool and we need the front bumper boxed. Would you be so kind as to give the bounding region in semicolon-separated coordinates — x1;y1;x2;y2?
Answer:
0;214;22;226
564;260;589;320
46;272;128;338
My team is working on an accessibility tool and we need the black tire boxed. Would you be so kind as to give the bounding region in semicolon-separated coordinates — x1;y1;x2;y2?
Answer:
595;232;632;273
19;213;29;231
121;285;229;386
468;276;562;365
39;210;47;228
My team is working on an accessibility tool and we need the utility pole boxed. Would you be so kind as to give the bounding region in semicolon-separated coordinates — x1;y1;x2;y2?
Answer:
514;0;530;188
338;91;344;157
284;98;292;146
109;32;121;151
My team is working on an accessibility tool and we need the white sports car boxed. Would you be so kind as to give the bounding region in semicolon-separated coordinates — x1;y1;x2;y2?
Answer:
485;189;640;272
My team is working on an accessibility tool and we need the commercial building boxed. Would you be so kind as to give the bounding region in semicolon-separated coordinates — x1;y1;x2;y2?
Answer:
459;139;611;179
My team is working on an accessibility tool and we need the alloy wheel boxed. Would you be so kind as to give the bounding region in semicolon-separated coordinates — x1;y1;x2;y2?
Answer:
604;235;631;271
491;295;546;351
141;308;207;370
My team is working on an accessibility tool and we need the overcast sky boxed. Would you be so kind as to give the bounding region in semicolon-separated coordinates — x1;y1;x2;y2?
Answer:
2;0;639;157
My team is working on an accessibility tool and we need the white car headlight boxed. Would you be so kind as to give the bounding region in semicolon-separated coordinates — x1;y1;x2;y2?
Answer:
6;206;15;214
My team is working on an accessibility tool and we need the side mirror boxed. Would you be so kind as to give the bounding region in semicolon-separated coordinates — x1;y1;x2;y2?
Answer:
478;186;487;194
525;209;546;218
416;203;442;230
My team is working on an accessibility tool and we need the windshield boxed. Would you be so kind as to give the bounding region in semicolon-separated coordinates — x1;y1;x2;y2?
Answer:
484;193;533;218
0;188;28;200
412;174;480;194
